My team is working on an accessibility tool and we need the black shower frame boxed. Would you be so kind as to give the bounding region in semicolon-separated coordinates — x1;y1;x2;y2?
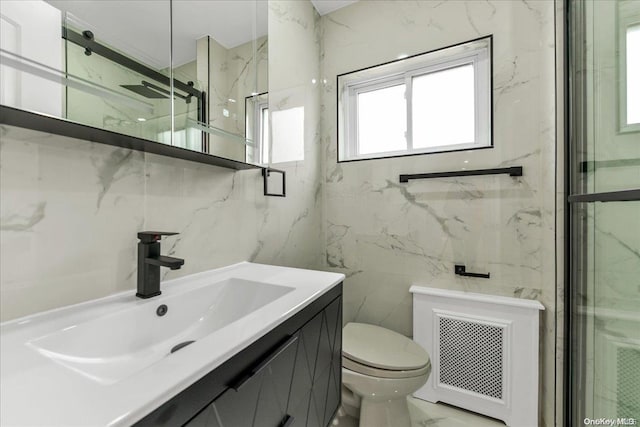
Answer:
564;1;640;425
62;27;207;125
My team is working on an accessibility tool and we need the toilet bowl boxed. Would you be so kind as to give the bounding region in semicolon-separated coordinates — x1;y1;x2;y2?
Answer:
341;323;431;427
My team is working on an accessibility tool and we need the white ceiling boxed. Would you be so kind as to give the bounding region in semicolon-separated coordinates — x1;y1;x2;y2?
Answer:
310;0;358;16
45;0;355;69
171;1;269;56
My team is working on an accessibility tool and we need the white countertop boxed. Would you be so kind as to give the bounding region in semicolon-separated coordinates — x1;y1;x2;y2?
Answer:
0;262;344;426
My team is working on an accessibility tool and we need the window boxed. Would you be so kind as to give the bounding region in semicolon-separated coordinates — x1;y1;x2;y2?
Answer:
245;92;306;165
338;37;492;162
618;0;640;133
251;100;270;164
626;24;640;125
245;93;269;164
259;103;270;162
271;106;305;163
620;21;640;131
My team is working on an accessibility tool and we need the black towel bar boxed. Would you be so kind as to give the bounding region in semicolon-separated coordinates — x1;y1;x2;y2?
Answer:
399;166;523;183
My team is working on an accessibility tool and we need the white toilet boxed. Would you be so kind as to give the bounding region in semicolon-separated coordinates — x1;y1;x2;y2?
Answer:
341;323;431;427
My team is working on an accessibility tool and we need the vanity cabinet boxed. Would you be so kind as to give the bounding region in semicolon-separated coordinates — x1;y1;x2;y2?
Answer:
186;334;298;427
135;283;342;427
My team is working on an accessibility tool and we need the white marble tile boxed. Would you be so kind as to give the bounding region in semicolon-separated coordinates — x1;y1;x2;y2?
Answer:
0;127;324;322
0;1;568;425
0;125;145;320
208;35;268;140
0;0;325;323
332;398;506;427
320;1;558;425
143;153;257;280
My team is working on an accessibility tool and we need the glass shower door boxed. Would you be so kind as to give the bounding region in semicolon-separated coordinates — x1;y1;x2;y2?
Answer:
568;0;640;424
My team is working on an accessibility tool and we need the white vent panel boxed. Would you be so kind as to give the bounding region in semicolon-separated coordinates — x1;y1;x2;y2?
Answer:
617;346;640;421
411;285;544;427
437;316;504;400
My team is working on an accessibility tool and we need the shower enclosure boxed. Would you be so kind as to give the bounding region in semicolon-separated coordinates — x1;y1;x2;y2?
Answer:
61;11;205;149
567;0;640;424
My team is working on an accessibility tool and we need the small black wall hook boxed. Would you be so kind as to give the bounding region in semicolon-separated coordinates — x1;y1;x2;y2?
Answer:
454;264;490;279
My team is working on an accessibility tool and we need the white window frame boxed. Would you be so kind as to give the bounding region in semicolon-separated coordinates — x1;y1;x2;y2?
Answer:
254;99;269;163
618;3;640;133
245;94;269;164
339;37;492;162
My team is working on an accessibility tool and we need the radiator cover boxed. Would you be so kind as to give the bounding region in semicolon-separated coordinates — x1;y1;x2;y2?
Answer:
410;286;544;427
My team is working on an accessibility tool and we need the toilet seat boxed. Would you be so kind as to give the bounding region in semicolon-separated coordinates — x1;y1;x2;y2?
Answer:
342;323;430;379
343;356;430;379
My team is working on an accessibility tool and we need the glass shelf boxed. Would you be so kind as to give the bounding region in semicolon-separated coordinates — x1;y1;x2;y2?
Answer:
186;119;256;147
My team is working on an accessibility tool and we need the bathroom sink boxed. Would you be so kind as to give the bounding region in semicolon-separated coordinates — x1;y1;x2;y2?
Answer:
1;262;344;426
26;278;294;384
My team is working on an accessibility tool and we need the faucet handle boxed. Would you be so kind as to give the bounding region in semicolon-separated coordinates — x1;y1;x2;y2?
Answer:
137;231;179;244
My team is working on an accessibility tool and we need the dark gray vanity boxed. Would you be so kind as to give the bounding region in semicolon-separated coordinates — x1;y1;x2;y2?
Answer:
135;283;342;427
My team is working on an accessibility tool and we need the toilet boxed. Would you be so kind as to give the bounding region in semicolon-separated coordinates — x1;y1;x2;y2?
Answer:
341;323;431;427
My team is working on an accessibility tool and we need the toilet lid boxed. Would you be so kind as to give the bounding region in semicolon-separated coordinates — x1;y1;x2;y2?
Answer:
342;323;430;371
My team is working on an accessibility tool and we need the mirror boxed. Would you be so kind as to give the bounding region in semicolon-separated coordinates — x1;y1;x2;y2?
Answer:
171;0;268;164
0;0;172;142
0;0;268;167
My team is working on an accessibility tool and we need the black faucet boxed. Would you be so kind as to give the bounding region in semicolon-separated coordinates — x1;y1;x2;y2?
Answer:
137;231;184;299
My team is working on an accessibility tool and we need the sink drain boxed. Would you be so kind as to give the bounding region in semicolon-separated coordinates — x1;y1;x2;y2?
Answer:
170;341;195;354
156;304;168;317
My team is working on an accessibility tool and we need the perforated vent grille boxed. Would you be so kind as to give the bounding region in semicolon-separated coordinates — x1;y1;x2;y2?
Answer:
438;316;504;399
617;346;640;420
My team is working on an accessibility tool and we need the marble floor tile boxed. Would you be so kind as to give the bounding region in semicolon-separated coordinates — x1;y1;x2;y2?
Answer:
332;398;505;427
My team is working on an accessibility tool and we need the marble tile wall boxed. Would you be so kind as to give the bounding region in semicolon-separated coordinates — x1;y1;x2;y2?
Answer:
205;34;269;161
268;0;322;165
0;124;321;320
207;35;269;137
0;0;322;322
0;1;569;424
319;1;558;425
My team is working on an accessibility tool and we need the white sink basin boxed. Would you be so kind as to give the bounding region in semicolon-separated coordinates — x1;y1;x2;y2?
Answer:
27;278;294;384
1;262;344;427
